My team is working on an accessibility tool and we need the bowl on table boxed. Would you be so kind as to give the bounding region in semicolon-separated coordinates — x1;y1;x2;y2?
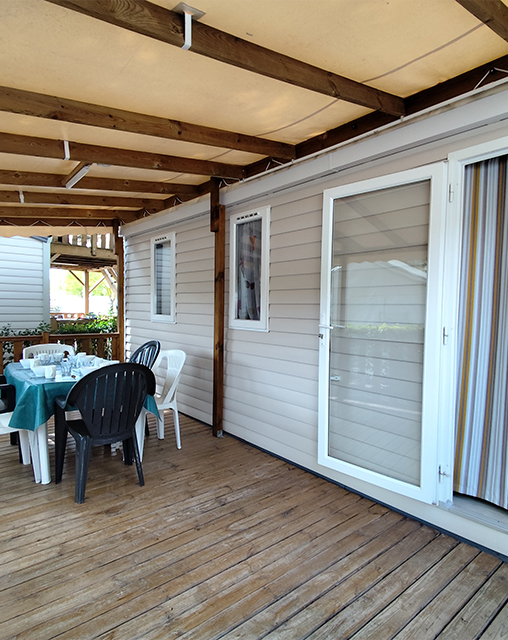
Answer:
19;359;32;369
80;366;96;377
31;365;46;377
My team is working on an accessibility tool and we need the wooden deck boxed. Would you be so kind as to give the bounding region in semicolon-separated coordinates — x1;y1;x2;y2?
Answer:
1;415;508;639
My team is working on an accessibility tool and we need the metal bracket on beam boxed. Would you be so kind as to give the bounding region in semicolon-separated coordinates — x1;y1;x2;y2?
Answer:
173;3;206;50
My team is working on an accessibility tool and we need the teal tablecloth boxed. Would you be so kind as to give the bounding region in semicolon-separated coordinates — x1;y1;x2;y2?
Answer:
5;363;76;431
5;363;158;431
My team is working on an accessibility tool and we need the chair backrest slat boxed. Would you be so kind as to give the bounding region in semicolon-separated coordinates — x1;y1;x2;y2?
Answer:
129;340;161;369
66;363;155;440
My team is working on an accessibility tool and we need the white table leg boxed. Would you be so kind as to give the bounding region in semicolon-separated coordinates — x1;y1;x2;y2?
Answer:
135;407;147;461
27;423;51;484
37;423;51;484
28;429;41;483
18;430;31;465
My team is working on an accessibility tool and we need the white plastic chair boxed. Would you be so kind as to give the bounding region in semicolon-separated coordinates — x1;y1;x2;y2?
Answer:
152;350;186;449
0;385;44;483
23;343;75;359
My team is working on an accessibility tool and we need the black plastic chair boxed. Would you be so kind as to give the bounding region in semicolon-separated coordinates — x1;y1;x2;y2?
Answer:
129;340;161;368
54;363;156;503
0;375;17;450
0;381;19;456
0;381;15;414
129;341;160;436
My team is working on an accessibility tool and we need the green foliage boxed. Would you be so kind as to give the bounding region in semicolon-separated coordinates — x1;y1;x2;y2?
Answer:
59;271;113;298
0;321;51;337
0;322;52;368
55;313;117;334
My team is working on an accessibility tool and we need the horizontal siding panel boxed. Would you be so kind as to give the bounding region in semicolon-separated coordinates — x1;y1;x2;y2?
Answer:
227;350;317;380
333;353;422;382
225;386;317;429
269;317;318;335
270;257;321;278
271;243;321;263
177;234;214;254
177;292;214;305
0;267;44;279
270;193;322;219
176;281;213;294
225;362;318;396
178;247;214;264
0;285;43;295
270;304;318;320
176;304;213;315
271;226;321;250
226;372;317;412
226;339;318;366
227;329;316;350
223;406;315;452
224;396;316;441
272;288;320;305
271;209;321;236
331;370;423;403
177;269;213;283
271;273;320;290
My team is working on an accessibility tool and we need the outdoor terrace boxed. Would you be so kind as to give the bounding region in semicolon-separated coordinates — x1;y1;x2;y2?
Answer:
1;415;507;639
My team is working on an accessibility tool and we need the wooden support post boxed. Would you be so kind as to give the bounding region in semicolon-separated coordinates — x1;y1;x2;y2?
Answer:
84;270;90;316
113;220;125;362
211;178;225;438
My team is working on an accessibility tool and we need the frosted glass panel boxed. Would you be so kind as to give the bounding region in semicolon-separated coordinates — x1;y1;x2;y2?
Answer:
154;240;172;316
328;181;430;486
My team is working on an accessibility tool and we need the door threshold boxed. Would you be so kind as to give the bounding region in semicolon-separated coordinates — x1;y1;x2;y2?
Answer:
446;493;508;533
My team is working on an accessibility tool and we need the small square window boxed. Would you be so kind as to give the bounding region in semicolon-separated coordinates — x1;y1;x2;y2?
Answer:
229;207;270;331
151;233;175;323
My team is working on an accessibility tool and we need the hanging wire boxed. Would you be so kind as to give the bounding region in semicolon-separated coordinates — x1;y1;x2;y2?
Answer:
474;68;508;90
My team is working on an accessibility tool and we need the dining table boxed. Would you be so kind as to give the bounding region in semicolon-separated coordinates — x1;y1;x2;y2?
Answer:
5;362;76;484
4;362;159;485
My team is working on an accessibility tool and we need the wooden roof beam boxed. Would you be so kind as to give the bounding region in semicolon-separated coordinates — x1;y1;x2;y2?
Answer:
0;85;295;160
45;0;405;117
0;132;246;180
0;189;166;213
0;169;202;197
455;0;508;42
0;206;141;223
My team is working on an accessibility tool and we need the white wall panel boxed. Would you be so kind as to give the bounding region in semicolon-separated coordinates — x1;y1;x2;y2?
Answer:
0;237;49;331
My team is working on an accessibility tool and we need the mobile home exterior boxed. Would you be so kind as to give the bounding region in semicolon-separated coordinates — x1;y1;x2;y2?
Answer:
122;82;508;558
0;236;50;332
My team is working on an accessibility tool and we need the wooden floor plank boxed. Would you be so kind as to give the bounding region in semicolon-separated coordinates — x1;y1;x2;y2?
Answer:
0;416;505;640
437;563;508;639
392;552;502;640
348;543;482;639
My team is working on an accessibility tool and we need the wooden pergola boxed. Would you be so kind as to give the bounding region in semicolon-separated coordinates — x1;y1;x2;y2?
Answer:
0;0;508;436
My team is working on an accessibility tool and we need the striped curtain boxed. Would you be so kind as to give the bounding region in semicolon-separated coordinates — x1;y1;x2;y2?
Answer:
454;155;508;509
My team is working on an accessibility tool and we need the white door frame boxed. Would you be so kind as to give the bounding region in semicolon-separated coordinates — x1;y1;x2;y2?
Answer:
318;163;448;505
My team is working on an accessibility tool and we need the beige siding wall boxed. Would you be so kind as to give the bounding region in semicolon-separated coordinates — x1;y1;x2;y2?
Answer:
224;191;322;456
0;237;49;331
125;217;214;424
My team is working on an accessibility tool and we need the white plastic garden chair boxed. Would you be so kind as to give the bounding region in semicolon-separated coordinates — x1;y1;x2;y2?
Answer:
153;350;186;448
0;382;44;483
23;343;75;359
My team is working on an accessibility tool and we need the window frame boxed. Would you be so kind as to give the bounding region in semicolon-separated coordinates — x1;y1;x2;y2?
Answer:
229;206;270;332
150;232;176;324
